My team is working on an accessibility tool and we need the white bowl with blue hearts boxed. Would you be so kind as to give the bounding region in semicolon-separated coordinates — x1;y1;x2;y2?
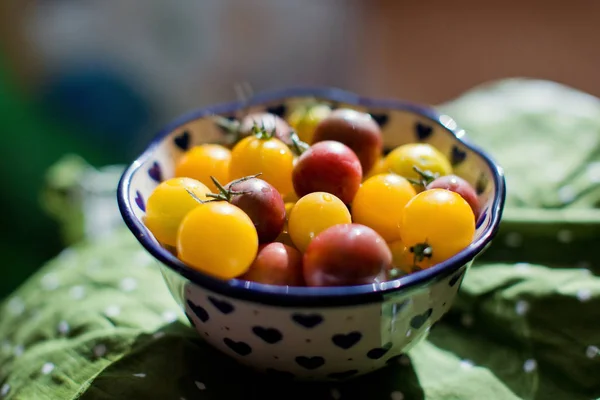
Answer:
117;87;506;381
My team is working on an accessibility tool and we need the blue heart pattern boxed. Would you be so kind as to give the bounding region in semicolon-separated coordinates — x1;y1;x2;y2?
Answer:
369;113;389;127
181;295;443;375
367;342;393;359
186;300;210;323
331;331;362;349
476;173;488;195
148;161;162;183
451;145;467;166
415;122;433;141
295;356;325;370
291;313;323;328
223;338;252;356
174;131;191;151
266;104;287;118
410;308;433;330
252;326;283;344
134;191;145;212
449;270;464;287
208;296;235;314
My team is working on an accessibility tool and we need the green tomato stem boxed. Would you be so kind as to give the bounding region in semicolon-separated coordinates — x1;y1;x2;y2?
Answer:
213;116;240;134
228;173;262;187
410;166;439;189
252;121;276;140
205;174;261;202
289;130;309;155
409;241;433;271
185;189;210;204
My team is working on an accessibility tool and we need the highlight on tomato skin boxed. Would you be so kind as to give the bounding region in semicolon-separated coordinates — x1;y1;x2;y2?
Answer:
292;140;363;205
312;108;383;175
240;242;304;286
303;223;392;287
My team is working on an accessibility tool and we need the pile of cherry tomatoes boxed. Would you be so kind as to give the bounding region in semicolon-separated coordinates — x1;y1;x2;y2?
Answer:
144;103;480;287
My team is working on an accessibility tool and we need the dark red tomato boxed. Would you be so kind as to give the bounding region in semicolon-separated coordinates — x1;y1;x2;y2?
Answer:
312;108;383;175
426;175;480;219
292;140;362;204
227;177;286;243
240;242;304;286
239;112;293;145
303;223;392;287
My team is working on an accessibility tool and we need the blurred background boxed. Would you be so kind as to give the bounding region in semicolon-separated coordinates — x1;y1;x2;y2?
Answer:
1;0;599;298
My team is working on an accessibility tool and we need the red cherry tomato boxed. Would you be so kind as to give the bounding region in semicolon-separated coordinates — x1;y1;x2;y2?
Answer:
240;242;304;286
239;112;293;145
303;223;392;287
292;140;362;204
312;108;383;174
426;175;480;219
224;176;286;243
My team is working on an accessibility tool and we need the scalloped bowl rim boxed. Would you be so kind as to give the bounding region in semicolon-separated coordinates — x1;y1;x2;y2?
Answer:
117;86;506;306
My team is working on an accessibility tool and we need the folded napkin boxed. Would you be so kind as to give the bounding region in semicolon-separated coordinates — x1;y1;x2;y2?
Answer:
0;79;598;400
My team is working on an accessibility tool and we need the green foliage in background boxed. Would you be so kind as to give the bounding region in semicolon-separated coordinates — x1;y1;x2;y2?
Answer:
0;58;118;297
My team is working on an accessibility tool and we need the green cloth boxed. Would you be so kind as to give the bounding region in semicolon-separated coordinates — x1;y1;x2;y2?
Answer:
1;79;599;400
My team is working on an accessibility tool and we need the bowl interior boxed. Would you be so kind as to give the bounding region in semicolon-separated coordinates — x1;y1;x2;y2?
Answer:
119;87;504;300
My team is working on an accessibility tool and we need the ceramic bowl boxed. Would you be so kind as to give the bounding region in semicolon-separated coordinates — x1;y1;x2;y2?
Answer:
117;87;505;381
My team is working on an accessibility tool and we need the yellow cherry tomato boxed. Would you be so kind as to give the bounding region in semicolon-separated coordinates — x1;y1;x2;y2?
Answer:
229;135;294;196
364;157;387;181
283;191;300;203
351;174;416;242
175;144;231;191
383;143;452;190
287;103;332;144
284;202;295;217
177;202;258;279
288;192;351;252
400;189;475;269
145;178;210;247
387;239;415;274
283;201;296;232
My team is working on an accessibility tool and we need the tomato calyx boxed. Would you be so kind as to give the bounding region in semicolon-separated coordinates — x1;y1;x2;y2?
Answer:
408;241;433;272
251;123;277;140
184;174;261;205
289;131;309;155
213;115;241;135
205;174;262;202
407;166;439;189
